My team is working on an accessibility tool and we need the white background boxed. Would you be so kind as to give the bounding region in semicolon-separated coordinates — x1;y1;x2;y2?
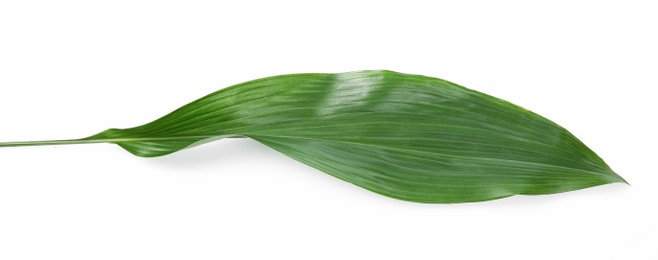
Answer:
1;1;656;259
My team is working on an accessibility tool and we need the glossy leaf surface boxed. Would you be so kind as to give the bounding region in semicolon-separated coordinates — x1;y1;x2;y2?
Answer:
0;70;625;203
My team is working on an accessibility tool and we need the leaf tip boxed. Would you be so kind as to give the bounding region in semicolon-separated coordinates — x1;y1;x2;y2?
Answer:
605;168;629;186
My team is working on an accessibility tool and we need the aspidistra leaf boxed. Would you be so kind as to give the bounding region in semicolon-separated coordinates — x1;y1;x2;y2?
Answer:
0;70;626;203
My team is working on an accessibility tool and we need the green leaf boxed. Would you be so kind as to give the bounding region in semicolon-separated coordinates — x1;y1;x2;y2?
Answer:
0;70;626;203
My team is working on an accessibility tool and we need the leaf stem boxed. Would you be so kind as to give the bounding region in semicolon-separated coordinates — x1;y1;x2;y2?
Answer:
0;139;105;148
0;135;247;148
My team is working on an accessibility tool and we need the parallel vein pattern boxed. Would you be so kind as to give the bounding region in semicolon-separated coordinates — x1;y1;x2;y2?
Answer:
3;70;626;203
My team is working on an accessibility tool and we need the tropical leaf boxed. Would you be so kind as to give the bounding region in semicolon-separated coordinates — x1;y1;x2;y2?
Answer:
0;70;626;203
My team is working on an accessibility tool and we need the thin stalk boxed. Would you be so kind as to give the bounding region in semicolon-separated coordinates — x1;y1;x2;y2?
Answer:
0;135;247;148
0;139;105;147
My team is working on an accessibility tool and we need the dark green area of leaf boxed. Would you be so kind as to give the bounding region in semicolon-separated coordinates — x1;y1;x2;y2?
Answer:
1;70;626;203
